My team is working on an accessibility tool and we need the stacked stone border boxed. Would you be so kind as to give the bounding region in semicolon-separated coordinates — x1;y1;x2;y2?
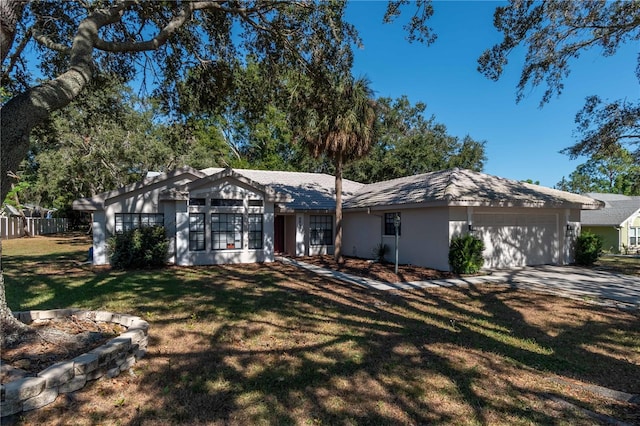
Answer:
1;309;149;417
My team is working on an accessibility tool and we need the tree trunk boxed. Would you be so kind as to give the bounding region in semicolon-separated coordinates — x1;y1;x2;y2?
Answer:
334;152;344;263
10;180;31;237
1;65;95;203
0;0;26;63
0;2;103;333
0;240;29;346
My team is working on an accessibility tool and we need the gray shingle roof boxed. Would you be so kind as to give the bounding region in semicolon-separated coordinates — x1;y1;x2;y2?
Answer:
343;168;603;210
201;168;364;211
584;193;640;202
73;167;603;213
581;194;640;226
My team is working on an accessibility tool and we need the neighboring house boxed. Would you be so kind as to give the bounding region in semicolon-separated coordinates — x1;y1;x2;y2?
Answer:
581;193;640;254
73;167;602;271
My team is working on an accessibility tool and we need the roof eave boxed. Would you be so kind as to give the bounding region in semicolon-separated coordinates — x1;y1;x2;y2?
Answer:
159;190;189;201
72;198;104;212
345;199;599;210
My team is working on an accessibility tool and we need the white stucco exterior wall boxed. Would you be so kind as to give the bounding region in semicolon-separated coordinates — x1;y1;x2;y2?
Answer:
343;207;451;271
92;211;108;265
395;207;450;271
342;212;383;259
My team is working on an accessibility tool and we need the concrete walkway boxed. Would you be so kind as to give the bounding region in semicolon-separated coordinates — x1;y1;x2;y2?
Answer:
277;257;640;310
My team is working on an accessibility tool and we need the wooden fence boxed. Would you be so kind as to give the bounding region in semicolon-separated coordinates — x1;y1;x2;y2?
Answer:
1;217;68;240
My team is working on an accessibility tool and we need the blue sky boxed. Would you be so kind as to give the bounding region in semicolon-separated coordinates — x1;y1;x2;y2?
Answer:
344;1;638;188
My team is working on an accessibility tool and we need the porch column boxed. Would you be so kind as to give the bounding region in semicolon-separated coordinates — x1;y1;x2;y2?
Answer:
92;211;108;265
263;203;275;261
175;201;189;266
295;213;306;256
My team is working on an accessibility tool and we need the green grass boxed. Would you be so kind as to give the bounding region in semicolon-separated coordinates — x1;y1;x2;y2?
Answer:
3;234;639;425
595;254;640;276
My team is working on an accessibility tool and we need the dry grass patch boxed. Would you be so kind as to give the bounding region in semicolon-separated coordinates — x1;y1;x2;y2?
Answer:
2;235;639;425
595;255;640;276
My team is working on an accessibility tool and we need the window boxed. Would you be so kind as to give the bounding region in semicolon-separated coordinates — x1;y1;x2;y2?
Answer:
211;199;243;207
310;215;333;246
630;227;639;246
211;213;243;250
248;199;264;207
115;213;164;233
248;214;263;249
189;198;206;206
384;213;401;236
189;213;205;251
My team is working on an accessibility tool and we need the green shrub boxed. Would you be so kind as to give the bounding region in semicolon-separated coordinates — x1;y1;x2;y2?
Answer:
108;226;169;269
448;234;484;274
372;243;389;263
575;231;603;266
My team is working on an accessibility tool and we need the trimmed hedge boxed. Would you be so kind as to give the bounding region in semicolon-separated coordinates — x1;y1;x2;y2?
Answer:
449;234;485;274
108;226;168;269
575;231;603;266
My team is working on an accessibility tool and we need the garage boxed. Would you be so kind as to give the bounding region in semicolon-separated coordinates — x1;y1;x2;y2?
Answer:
474;212;559;269
340;168;603;271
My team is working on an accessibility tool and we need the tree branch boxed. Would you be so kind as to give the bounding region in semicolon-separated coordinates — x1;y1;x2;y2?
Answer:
92;1;295;54
93;1;191;53
1;23;31;80
617;134;640;140
32;28;70;53
0;0;27;63
91;0;243;54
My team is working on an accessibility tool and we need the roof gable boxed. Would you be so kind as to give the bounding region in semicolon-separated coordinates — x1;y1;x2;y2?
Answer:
72;167;205;211
177;168;290;202
202;168;364;211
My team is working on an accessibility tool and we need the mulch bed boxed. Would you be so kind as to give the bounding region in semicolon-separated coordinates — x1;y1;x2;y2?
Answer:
298;255;455;283
1;316;124;383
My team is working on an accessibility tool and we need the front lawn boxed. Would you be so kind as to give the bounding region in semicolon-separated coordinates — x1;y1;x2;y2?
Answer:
595;254;640;276
3;234;639;425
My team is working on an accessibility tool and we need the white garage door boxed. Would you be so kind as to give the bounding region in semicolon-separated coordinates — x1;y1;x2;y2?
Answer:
474;213;559;269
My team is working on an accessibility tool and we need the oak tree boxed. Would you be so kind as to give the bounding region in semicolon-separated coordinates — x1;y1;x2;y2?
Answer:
478;0;640;158
0;0;435;338
556;147;640;195
345;96;486;183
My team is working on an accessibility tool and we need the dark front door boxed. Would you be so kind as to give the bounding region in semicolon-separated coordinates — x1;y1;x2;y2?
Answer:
274;215;285;254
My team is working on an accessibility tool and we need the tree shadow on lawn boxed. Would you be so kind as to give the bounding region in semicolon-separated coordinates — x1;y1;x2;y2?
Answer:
5;261;639;425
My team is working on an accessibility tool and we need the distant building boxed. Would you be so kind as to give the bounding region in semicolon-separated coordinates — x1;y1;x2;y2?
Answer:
582;193;640;254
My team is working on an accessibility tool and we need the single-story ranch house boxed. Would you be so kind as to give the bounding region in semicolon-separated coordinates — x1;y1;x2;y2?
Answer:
581;193;640;254
73;167;602;271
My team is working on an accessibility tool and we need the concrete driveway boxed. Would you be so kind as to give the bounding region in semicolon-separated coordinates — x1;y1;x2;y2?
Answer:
485;265;640;310
279;257;640;310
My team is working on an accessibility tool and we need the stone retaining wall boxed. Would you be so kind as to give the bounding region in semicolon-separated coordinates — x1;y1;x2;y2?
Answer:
1;309;149;417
